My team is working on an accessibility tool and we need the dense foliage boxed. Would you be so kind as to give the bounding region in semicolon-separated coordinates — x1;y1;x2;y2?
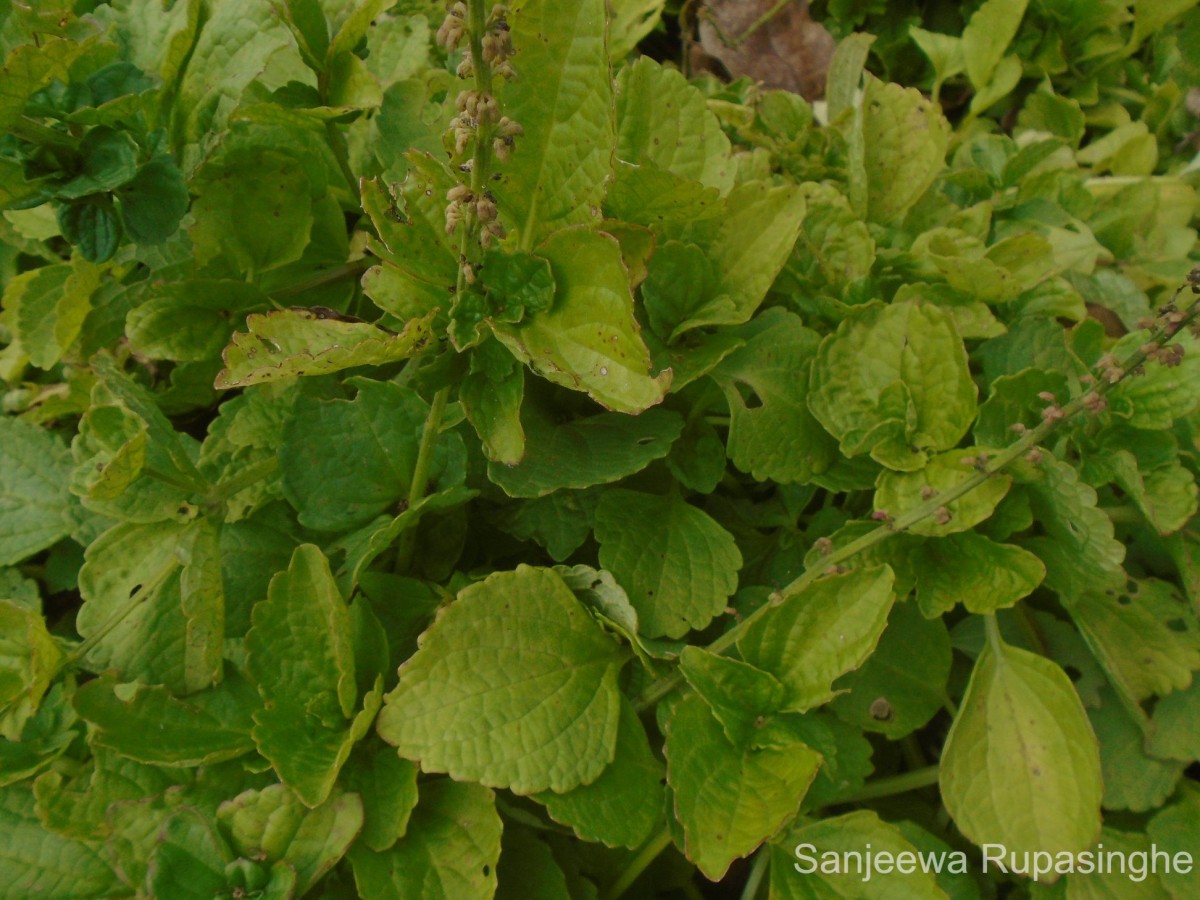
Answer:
2;0;1200;896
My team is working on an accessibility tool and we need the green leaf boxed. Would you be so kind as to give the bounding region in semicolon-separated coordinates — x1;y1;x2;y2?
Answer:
147;808;238;899
663;182;807;336
533;697;665;849
461;338;526;465
73;670;258;766
910;27;964;99
76;522;202;691
771;810;951;899
116;156;190;244
875;449;1011;536
603;162;724;232
1089;688;1184;813
1064;579;1200;703
854;76;951;224
679;646;788;747
0;783;121;898
487;405;682;498
913;532;1045;616
594;489;741;639
665;693;821;880
738;566;896;712
494;0;614;244
57;195;122;263
962;0;1029;90
53;127;138;199
332;487;476;594
492;490;600;561
360;167;457;287
808;300;977;472
608;0;667;59
0;599;62;740
711;308;839;484
493;228;671;413
215;308;436;388
7;259;100;370
1018;456;1126;595
246;544;373;807
342;746;419;852
788;181;876;295
1148;678;1200;762
1130;0;1198;51
349;780;501;900
826;32;877;122
188;149;313;275
0;683;76;788
0;417;72;566
615;57;734;193
170;0;292;147
495;827;573;900
126;279;267;362
1146;788;1200;899
217;784;364;894
377;565;626;794
829;601;951;738
280;379;462;532
940;633;1102;865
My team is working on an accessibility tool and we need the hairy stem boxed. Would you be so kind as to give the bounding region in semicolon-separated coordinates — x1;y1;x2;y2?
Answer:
633;277;1200;713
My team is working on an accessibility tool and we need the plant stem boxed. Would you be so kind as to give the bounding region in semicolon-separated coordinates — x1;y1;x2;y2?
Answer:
632;276;1200;714
395;385;450;571
740;849;770;900
833;764;942;806
603;828;672;900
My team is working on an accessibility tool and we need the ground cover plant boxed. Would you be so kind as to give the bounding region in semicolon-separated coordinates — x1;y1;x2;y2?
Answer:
2;0;1200;896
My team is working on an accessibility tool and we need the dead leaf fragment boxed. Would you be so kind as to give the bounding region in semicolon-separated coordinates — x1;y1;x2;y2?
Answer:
694;0;835;100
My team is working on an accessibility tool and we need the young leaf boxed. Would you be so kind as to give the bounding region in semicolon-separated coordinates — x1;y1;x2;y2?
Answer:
738;566;896;712
665;693;821;881
594;489;742;639
808;300;977;471
217;784;364;894
492;228;671;413
940;632;1102;866
377;566;626;795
